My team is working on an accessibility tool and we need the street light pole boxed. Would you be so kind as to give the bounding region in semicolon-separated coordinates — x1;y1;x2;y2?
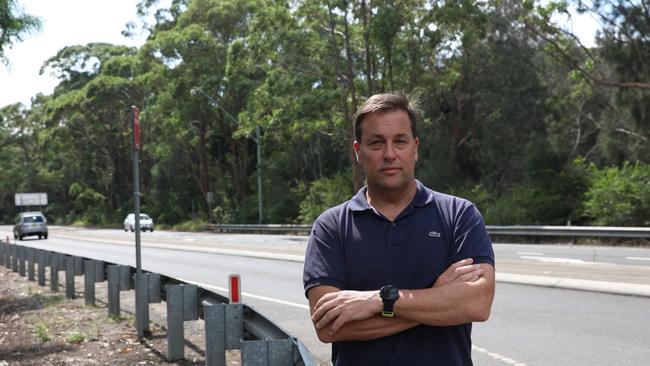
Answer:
191;87;263;223
256;124;263;224
131;106;149;339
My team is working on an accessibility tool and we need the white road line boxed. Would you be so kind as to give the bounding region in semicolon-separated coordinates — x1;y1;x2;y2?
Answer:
472;345;528;366
520;256;584;264
626;256;650;261
517;251;544;256
192;282;310;310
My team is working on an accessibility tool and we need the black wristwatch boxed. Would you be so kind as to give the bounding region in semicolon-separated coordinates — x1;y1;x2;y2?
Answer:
379;285;399;318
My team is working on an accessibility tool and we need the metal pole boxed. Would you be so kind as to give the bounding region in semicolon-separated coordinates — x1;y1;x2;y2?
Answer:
256;125;263;224
132;106;147;339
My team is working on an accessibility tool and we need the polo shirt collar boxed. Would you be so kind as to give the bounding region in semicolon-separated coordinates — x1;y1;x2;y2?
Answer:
348;179;435;212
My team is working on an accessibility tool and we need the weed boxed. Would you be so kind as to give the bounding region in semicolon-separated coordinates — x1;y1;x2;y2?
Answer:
66;333;86;344
33;322;51;342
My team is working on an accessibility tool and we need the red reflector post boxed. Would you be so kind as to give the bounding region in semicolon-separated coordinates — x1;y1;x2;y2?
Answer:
229;274;241;303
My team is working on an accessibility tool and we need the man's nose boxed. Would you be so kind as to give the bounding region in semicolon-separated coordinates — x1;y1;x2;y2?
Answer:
383;143;397;160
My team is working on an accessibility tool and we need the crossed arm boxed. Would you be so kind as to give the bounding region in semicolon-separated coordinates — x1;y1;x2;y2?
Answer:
307;258;495;343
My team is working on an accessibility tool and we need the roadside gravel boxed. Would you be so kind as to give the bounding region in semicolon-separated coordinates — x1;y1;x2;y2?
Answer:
0;266;239;365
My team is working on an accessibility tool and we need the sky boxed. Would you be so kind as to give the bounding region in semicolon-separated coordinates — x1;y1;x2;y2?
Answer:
0;1;602;110
0;0;148;109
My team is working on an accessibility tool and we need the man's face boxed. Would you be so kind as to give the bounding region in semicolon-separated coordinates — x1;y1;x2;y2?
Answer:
354;109;419;192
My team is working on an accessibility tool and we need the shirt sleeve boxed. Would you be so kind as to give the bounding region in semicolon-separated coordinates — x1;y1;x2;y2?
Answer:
450;203;495;267
302;212;347;298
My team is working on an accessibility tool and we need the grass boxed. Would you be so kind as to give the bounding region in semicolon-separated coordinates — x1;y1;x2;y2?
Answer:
33;322;52;342
66;333;86;344
171;218;208;232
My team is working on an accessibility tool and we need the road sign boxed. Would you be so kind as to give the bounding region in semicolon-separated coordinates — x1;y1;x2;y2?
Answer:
15;192;47;206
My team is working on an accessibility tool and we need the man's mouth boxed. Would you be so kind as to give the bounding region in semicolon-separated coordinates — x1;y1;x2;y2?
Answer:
381;167;401;173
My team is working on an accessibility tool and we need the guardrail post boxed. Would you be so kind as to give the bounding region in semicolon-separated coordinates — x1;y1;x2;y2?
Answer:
27;247;35;281
84;259;96;306
241;341;267;366
165;283;199;361
135;272;150;338
5;243;11;268
225;304;243;350
107;265;121;317
0;243;6;269
120;266;132;291
37;250;46;286
204;303;226;366
166;284;184;361
268;339;294;365
241;339;293;366
18;245;26;276
74;257;84;275
65;256;75;299
11;245;18;272
5;243;12;268
95;260;105;282
50;252;59;292
148;273;161;303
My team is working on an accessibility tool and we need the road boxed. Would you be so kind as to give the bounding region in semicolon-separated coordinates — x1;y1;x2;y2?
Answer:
1;226;649;365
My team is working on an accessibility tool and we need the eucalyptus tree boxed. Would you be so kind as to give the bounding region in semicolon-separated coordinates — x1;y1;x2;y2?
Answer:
36;43;157;223
0;0;41;63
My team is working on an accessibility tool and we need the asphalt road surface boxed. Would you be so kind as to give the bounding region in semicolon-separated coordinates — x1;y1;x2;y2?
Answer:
1;226;649;365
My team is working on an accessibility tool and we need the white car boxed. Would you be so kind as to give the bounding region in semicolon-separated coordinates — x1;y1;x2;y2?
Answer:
123;213;155;232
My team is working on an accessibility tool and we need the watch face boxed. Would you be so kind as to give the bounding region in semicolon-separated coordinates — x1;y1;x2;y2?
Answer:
381;285;399;301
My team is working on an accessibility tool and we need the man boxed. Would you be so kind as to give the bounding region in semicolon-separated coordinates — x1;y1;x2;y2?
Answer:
303;92;495;365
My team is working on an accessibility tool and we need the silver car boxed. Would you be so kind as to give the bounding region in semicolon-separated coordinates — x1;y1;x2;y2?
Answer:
123;213;155;232
13;211;48;240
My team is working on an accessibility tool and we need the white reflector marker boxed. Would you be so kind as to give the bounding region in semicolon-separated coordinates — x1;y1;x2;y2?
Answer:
229;274;241;303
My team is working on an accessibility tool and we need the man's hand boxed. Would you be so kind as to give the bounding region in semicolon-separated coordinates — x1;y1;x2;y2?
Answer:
312;290;382;335
434;258;484;287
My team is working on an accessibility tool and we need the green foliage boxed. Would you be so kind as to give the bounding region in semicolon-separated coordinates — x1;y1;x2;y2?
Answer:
583;162;650;226
0;0;41;62
33;322;52;342
172;218;209;231
298;174;355;224
65;333;86;344
1;0;648;227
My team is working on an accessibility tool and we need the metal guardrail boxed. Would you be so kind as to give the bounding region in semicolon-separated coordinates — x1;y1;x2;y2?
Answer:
486;225;650;239
207;223;650;239
0;240;316;366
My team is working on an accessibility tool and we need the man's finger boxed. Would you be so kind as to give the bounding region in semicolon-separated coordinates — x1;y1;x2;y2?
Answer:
315;306;339;329
312;296;338;323
451;264;479;281
457;268;484;283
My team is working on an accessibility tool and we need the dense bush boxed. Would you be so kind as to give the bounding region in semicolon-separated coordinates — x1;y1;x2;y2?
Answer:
583;162;650;226
298;173;355;224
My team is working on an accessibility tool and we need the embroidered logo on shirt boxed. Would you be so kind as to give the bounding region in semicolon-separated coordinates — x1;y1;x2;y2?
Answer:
428;231;441;237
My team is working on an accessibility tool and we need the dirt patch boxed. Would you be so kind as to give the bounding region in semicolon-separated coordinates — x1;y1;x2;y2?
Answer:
0;266;239;365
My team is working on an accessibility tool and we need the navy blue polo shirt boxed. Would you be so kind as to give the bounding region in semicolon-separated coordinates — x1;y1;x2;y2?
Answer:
303;180;495;366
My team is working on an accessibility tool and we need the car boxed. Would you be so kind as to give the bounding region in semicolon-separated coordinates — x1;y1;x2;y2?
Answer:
123;213;155;232
13;211;48;240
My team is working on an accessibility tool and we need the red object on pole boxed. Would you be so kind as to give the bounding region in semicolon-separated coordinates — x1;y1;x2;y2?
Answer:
132;106;140;150
229;274;241;303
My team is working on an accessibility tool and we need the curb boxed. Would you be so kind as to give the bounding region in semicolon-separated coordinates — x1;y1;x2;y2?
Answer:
497;272;650;298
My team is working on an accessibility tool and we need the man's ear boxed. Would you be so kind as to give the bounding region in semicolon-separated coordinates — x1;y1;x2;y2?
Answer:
414;137;419;162
353;141;360;162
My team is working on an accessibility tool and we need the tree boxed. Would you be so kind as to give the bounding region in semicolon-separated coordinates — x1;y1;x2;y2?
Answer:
0;0;41;63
